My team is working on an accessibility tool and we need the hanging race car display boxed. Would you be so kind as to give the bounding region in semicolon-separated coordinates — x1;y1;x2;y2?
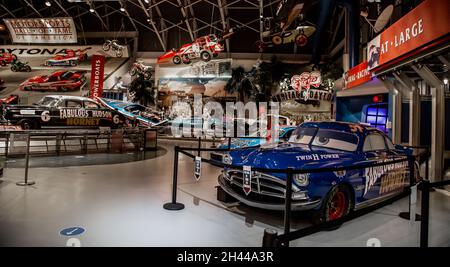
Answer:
19;70;87;92
1;95;127;129
158;34;224;65
44;47;90;67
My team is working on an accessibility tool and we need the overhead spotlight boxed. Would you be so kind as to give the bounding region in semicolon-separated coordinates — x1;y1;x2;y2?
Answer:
120;7;125;12
89;7;95;13
444;78;449;85
45;1;51;7
144;0;150;3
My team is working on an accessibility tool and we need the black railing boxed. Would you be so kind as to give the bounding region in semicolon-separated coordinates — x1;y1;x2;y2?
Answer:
163;138;441;247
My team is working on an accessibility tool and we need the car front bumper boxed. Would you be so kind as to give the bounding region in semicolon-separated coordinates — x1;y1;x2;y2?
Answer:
218;174;321;211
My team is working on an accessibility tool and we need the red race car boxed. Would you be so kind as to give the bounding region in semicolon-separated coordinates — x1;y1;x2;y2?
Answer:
19;70;87;92
158;34;224;65
44;47;91;67
0;94;19;105
0;52;17;66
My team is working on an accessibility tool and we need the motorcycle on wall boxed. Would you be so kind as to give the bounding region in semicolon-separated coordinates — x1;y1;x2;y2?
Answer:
129;61;152;80
102;40;124;57
10;60;31;72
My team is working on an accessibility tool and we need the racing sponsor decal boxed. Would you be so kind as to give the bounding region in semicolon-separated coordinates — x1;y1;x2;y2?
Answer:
363;160;409;196
19;110;35;115
59;109;112;119
296;153;340;161
89;55;105;99
40;110;51;122
243;166;252;195
66;118;101;126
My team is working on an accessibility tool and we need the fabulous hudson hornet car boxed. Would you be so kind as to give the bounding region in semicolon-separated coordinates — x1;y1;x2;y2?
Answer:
218;121;417;223
19;70;87;92
2;95;126;129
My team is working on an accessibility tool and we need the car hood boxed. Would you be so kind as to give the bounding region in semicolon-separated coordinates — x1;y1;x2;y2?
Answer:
228;142;356;170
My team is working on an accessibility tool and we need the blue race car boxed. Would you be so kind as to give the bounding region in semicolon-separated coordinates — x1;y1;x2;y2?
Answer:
210;126;296;163
218;121;418;223
98;98;167;127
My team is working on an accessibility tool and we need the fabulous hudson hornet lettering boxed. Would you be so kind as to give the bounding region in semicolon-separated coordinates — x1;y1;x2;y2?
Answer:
218;121;418;223
1;95;126;129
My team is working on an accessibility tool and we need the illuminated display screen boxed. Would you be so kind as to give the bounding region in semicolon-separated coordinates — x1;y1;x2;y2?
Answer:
365;104;388;134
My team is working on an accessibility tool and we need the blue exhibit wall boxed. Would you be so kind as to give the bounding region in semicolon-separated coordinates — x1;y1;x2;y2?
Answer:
335;93;390;136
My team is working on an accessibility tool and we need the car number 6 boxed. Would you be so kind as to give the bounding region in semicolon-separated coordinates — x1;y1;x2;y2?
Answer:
41;110;51;122
113;114;120;124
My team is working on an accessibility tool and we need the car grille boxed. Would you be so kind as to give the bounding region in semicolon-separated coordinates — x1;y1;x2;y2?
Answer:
222;169;300;202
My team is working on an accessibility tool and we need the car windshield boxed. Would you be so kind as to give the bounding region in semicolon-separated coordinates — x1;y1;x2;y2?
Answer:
289;127;359;152
36;97;58;107
60;72;73;80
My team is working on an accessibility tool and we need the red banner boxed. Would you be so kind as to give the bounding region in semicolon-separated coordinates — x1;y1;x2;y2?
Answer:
367;0;450;70
89;54;105;98
345;61;372;89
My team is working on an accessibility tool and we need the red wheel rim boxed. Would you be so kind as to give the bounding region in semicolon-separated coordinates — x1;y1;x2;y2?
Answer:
328;191;346;221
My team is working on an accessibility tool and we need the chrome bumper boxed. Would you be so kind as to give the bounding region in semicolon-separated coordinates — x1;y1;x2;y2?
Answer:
218;174;321;211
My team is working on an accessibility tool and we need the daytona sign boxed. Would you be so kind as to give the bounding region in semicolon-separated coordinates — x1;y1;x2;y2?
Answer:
89;55;105;99
0;45;129;58
272;89;333;102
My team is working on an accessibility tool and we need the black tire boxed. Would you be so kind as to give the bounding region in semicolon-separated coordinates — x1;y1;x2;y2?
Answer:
11;66;17;72
22;86;32;91
172;55;182;64
12;54;17;61
0;60;5;66
26;66;31;72
70;60;77;67
19;119;36;130
313;184;353;225
129;68;137;76
102;43;111;51
200;51;212;62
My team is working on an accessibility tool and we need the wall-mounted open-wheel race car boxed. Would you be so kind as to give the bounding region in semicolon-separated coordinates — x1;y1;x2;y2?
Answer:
44;48;90;67
1;95;127;129
218;121;419;223
157;34;224;65
19;70;87;92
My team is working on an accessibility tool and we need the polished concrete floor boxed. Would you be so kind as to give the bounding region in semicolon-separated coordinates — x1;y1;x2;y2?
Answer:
0;140;449;247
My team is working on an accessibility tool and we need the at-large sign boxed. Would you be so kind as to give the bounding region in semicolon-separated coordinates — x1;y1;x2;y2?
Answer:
89;55;105;99
367;0;450;70
4;17;77;44
345;61;372;89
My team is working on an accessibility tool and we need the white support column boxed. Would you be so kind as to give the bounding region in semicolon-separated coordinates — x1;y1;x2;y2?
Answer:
411;64;445;181
380;77;402;144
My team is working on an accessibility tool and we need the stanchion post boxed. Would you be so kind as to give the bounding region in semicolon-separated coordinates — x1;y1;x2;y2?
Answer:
399;156;420;221
163;146;185;210
197;136;201;157
262;228;278;247
5;132;9;159
282;167;294;247
420;179;430;248
16;133;35;186
228;137;231;149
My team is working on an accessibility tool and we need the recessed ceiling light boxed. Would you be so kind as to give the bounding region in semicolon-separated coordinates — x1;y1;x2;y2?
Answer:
45;1;51;7
120;7;125;12
89;8;95;13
